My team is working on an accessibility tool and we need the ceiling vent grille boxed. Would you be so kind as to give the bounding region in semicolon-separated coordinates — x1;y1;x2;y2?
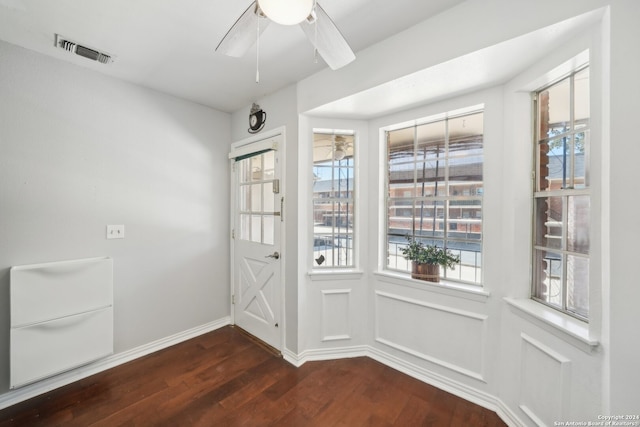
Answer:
55;34;112;64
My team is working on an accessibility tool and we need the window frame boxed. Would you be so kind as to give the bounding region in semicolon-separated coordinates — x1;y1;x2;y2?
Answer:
236;150;278;246
531;65;590;321
383;108;484;285
311;130;356;270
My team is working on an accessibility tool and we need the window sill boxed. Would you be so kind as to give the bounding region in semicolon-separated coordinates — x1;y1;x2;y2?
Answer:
308;270;365;281
504;297;599;353
373;271;490;303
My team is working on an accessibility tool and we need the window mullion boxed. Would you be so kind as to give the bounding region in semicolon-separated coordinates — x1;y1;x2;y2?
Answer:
443;118;450;277
569;74;576;189
444;117;450;198
413;125;418;237
330;140;336;267
561;195;569;310
260;155;265;244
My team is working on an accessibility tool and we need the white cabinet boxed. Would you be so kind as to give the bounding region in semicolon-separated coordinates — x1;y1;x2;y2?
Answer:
10;257;113;389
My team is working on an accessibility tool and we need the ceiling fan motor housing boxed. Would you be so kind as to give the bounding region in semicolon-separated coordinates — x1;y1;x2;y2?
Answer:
257;0;313;25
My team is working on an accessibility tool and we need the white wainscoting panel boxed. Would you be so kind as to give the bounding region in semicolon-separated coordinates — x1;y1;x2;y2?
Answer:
374;291;487;381
519;333;572;426
321;289;352;342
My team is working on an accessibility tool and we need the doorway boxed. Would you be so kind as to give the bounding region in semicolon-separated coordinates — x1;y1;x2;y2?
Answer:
229;132;283;351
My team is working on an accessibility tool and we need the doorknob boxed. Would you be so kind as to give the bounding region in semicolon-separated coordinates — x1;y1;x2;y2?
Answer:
265;251;280;260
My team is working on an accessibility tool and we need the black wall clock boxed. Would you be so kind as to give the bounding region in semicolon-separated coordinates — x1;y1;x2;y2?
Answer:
248;103;266;134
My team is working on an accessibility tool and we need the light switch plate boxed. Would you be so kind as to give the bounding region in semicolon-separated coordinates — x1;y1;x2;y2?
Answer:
106;225;125;239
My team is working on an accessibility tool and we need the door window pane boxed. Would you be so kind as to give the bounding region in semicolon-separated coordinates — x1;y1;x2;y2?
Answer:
263;151;275;179
240;214;250;241
263;183;274;212
236;150;277;246
251;215;261;243
263;216;275;245
250;184;261;212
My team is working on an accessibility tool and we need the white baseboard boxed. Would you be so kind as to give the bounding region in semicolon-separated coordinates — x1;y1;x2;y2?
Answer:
497;399;527;427
285;344;524;427
281;348;302;367
283;345;369;367
0;317;231;411
1;321;524;427
367;346;498;410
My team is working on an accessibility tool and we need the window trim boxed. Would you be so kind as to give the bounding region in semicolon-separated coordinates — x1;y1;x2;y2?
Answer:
311;129;356;271
531;65;590;322
504;297;598;353
383;107;484;285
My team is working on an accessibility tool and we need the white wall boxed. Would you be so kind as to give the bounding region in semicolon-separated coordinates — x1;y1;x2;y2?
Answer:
0;41;231;400
3;0;635;421
290;0;640;424
297;0;608;114
606;0;640;414
297;116;370;357
230;84;301;353
366;85;504;392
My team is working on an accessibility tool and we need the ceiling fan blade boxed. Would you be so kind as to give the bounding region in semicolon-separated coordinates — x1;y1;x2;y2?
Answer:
300;3;355;70
216;1;270;57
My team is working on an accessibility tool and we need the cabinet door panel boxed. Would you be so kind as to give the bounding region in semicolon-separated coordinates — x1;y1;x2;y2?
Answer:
10;257;113;327
10;307;113;388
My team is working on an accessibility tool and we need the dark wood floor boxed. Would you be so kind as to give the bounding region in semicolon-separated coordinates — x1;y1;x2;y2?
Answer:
0;326;506;426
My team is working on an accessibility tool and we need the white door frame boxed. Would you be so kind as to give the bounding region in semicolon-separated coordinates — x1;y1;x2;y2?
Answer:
229;127;286;350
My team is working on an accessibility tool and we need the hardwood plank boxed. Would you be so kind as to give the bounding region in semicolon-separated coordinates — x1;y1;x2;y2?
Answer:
0;326;507;426
394;394;433;426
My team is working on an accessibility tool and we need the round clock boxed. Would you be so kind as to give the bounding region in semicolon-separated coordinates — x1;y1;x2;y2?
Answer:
248;104;266;133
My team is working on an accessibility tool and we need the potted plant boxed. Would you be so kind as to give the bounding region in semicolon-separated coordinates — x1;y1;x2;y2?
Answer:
400;236;460;282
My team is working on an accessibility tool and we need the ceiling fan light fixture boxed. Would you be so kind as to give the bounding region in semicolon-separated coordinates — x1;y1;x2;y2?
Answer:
257;0;313;25
333;147;346;161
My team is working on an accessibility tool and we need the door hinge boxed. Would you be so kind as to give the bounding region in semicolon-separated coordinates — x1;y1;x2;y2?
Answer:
232;229;235;239
232;294;235;305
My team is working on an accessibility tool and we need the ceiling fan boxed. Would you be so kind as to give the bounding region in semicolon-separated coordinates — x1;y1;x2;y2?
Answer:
314;134;353;161
216;0;356;71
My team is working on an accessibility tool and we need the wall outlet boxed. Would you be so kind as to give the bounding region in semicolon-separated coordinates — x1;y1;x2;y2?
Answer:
106;225;125;239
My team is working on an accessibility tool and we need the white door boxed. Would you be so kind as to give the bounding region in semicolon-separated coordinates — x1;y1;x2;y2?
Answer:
231;138;282;350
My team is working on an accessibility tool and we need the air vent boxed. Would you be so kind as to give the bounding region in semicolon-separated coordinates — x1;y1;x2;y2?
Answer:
55;34;113;65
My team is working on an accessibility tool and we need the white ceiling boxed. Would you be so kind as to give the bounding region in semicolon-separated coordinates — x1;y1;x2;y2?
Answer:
0;0;467;113
308;10;601;119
